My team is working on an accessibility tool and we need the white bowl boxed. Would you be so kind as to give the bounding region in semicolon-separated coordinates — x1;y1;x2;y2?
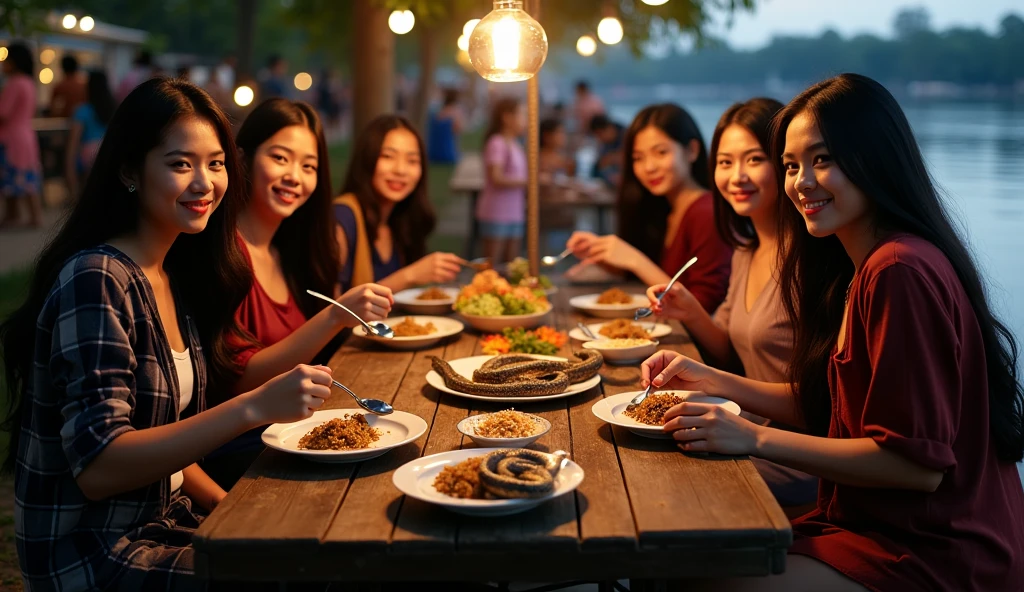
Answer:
393;287;459;315
591;391;741;439
582;338;659;365
456;304;552;333
392;447;585;517
456;412;551;448
569;293;649;319
569;321;672;342
353;316;463;351
262;409;428;463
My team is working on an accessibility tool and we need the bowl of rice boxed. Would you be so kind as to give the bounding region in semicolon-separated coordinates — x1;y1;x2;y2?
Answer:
582;338;658;365
456;409;551;448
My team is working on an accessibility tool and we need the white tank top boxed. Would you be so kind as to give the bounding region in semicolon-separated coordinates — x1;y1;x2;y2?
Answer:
169;347;193;495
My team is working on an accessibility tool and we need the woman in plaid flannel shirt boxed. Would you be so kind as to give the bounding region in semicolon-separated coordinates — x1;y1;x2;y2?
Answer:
1;79;333;591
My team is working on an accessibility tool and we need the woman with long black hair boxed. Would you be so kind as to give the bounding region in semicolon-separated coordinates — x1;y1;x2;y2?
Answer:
642;74;1024;590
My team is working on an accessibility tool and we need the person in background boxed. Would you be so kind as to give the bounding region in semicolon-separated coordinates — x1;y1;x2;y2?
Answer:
47;55;86;118
427;88;464;165
0;42;43;229
477;97;528;264
116;50;154;102
316;68;342;133
65;71;115;199
260;54;289;100
646;98;817;508
1;77;331;591
644;73;1024;592
573;80;605;134
567;103;733;313
588;113;625;187
200;99;392;490
335;114;465;292
539;118;575;179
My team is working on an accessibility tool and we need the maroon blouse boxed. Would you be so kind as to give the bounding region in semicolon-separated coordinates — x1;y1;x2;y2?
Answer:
790;234;1024;591
660;192;732;313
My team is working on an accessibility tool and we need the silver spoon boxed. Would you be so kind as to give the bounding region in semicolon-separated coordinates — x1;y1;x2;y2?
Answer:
577;322;598;340
332;380;393;415
460;257;492;271
541;248;573;267
626;384;655;413
634;256;699;321
306;289;394;339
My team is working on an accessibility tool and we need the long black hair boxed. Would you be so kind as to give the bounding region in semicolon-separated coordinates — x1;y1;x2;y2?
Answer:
341;114;435;264
86;71;116;126
235;98;338;319
4;42;33;77
0;78;253;472
618;103;709;265
773;73;1024;461
483;97;521;144
709;98;785;249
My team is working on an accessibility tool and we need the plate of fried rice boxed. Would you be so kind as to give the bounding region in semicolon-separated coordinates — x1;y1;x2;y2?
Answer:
353;316;464;350
262;408;428;463
591;391;741;439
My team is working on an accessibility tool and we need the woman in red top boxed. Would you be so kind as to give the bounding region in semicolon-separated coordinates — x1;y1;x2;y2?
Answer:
641;74;1024;591
565;103;732;313
203;99;393;489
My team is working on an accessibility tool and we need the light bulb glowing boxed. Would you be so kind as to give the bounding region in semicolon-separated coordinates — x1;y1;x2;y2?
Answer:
62;14;77;29
39;68;54;84
467;0;548;82
234;85;254;107
491;16;521;70
0;48;7;62
79;16;95;31
388;10;415;35
457;34;469;52
463;19;481;38
39;49;55;65
576;35;597;57
641;0;670;4
294;72;312;91
597;17;624;45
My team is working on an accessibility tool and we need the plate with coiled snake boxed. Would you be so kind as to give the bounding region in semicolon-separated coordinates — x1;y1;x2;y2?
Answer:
425;354;603;402
392;447;585;516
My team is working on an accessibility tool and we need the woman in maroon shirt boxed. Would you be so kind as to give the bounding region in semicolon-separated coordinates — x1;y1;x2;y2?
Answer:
641;74;1024;591
565;103;732;313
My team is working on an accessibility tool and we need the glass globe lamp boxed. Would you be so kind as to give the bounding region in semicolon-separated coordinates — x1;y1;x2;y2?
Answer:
468;0;548;82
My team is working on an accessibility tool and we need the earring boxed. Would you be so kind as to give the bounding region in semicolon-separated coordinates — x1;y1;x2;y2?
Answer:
128;184;136;193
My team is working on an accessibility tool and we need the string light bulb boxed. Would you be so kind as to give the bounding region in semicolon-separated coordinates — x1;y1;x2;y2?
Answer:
468;0;548;82
641;0;670;5
576;35;597;57
62;14;77;29
388;10;415;35
597;17;624;45
234;85;255;107
79;16;95;31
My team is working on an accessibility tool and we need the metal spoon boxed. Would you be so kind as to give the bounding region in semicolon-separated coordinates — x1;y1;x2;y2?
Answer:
306;289;394;339
634;256;699;321
460;257;492;271
333;380;393;415
541;248;573;267
625;384;655;413
577;322;598;340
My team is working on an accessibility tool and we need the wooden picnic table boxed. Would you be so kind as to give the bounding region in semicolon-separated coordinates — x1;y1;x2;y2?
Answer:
193;285;792;585
450;153;618;258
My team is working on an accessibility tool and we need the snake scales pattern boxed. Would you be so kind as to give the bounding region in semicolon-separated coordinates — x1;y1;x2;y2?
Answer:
429;351;604;397
479;449;567;498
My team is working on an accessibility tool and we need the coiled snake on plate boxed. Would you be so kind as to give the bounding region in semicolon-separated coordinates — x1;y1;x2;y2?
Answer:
429;351;604;398
479;449;568;499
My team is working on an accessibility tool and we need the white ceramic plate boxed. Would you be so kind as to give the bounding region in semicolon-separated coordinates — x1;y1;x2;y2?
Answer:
391;447;584;517
393;287;459;315
456;304;552;333
569;321;672;342
456;412;551;448
353;316;463;351
591;391;741;440
262;409;428;463
425;354;602;403
582;339;659;365
569;293;650;319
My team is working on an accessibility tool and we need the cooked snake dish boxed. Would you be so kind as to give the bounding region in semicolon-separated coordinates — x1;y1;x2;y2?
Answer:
433;449;567;500
429;351;603;397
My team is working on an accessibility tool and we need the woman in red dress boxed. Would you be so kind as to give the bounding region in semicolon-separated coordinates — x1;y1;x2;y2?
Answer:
641;74;1024;591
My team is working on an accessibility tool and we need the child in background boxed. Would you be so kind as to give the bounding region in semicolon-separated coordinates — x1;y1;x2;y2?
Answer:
477;97;527;264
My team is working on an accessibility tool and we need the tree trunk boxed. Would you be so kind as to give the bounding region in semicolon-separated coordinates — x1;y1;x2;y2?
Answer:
352;0;395;137
236;0;258;82
411;26;438;134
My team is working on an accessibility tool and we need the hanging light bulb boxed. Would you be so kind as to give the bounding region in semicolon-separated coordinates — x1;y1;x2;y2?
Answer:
79;16;95;31
468;0;548;83
597;17;623;45
234;85;255;107
388;10;415;35
62;14;77;29
576;35;597;57
641;0;670;4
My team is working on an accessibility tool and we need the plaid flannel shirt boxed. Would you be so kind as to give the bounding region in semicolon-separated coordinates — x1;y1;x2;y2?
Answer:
14;246;209;591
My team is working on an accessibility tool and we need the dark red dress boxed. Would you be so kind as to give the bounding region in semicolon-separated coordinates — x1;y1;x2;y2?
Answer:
790;234;1024;592
660;192;732;313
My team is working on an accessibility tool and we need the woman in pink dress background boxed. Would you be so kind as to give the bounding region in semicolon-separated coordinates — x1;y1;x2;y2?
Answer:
0;42;42;228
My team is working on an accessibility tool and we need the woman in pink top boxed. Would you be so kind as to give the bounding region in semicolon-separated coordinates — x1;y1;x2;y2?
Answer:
647;98;816;507
0;43;43;228
477;97;528;264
